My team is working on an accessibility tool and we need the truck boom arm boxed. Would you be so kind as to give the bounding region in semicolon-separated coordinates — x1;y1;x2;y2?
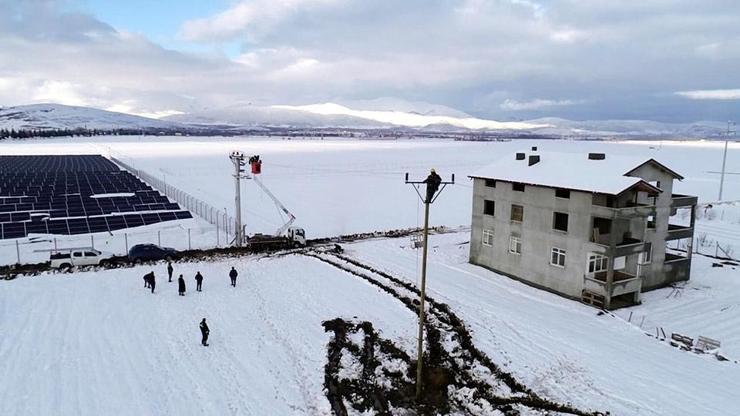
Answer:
251;175;296;236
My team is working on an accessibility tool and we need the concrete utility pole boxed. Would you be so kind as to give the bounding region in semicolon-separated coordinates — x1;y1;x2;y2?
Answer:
405;169;454;400
719;121;736;201
229;151;248;246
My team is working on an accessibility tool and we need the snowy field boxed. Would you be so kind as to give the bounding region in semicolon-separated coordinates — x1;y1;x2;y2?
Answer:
0;136;738;240
1;136;739;415
1;233;738;415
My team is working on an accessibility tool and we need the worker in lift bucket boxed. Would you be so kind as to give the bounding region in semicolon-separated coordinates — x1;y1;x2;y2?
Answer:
424;168;442;203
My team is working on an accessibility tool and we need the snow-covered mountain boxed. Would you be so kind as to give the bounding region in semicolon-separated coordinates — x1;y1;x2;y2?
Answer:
0;103;181;130
165;103;388;128
0;101;731;138
528;117;728;138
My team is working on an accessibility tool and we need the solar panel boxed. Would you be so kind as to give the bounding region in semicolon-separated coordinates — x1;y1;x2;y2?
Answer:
0;155;192;239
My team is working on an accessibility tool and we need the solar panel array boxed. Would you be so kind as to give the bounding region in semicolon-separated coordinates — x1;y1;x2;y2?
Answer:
0;155;193;239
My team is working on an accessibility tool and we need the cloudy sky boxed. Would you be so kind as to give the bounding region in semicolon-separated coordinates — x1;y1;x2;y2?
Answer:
0;0;739;122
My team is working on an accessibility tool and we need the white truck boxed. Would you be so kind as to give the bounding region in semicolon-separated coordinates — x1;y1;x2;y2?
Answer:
49;248;114;269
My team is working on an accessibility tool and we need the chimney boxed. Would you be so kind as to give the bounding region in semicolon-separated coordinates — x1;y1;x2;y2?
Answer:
528;154;540;166
515;152;526;160
588;153;606;160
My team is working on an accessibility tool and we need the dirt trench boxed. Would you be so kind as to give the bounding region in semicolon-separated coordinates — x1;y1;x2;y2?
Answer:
308;251;607;416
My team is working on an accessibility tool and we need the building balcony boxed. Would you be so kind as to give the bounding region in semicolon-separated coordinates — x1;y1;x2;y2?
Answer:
584;271;642;298
671;194;698;208
587;237;646;257
591;203;656;219
666;223;694;240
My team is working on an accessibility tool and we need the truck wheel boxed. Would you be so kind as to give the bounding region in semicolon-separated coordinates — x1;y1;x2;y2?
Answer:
59;263;72;271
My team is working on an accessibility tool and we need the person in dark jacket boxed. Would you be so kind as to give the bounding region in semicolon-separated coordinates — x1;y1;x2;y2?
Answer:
178;274;186;296
195;271;203;292
229;267;238;287
167;262;173;282
143;271;155;291
424;168;442;203
148;272;156;294
200;318;210;346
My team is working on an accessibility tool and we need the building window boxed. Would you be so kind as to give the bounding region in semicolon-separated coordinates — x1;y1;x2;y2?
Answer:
509;235;522;254
640;242;653;264
647;215;656;229
551;247;566;267
555;188;570;199
512;183;525;192
510;204;524;222
485;179;496;188
553;212;569;232
482;229;494;246
484;200;495;216
588;253;608;273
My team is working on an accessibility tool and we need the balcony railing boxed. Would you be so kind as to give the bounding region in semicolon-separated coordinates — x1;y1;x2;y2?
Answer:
584;271;642;297
591;203;655;219
666;223;693;240
587;238;646;257
671;194;698;208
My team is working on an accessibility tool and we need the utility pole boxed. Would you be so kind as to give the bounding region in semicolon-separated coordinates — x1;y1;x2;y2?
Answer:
405;169;454;400
719;121;736;201
229;151;248;246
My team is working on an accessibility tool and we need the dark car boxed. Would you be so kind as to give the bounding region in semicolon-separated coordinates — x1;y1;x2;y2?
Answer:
128;244;179;263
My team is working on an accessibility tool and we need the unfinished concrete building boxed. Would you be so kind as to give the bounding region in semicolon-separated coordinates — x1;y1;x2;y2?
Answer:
468;149;697;309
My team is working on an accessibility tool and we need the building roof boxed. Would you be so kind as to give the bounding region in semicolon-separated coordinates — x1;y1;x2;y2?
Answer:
470;152;667;196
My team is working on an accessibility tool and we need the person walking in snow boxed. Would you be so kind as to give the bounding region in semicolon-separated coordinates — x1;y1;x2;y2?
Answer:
148;272;156;294
178;274;186;296
200;318;210;347
229;267;238;287
167;261;173;282
143;271;155;290
195;271;203;292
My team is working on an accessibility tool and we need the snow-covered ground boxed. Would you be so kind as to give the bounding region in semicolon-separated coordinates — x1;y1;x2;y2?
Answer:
0;255;418;415
2;233;738;415
346;233;740;416
1;136;738;238
2;136;739;415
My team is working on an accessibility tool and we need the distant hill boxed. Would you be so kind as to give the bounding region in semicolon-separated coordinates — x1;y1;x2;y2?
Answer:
0;101;732;139
0;103;181;131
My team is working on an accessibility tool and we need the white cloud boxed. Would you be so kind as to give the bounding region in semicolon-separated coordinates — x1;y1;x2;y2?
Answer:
675;89;740;100
180;0;342;41
501;98;581;111
31;80;90;107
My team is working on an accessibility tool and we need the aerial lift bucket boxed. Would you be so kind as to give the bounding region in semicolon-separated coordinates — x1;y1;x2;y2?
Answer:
250;160;262;174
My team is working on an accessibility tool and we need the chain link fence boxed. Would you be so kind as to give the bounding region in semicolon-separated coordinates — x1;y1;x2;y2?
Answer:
110;156;238;244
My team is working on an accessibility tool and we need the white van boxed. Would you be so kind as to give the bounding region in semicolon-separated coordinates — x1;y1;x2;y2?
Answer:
50;248;113;269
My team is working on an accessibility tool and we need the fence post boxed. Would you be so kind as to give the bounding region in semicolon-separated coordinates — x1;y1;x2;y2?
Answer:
216;221;220;247
91;234;95;249
158;230;161;246
188;228;191;250
16;240;20;264
715;243;719;258
54;238;57;250
125;233;129;252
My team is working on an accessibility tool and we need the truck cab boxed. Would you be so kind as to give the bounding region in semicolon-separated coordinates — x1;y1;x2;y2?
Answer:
50;248;112;269
287;227;306;247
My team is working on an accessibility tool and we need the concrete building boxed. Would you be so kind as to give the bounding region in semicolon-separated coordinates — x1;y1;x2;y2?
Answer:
468;149;697;309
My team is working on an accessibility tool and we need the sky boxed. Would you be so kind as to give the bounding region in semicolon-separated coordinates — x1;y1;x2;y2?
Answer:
0;0;739;122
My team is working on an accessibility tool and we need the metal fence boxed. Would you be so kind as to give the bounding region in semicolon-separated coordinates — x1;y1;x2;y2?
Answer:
110;156;237;245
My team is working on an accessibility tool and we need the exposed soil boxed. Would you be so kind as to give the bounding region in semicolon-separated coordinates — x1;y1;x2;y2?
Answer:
308;250;606;416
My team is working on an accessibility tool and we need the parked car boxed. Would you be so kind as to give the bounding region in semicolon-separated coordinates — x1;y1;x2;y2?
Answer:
128;244;179;263
50;248;114;269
